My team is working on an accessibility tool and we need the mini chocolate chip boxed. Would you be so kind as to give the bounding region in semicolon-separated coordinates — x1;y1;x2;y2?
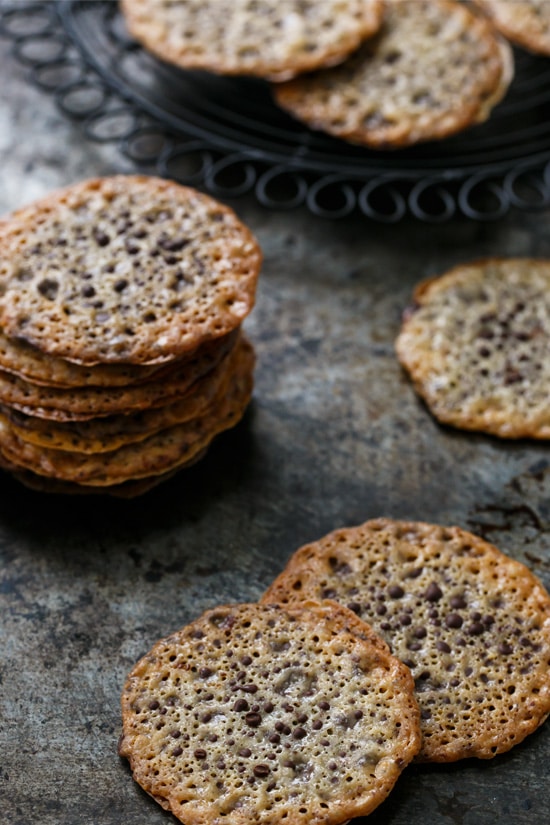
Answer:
389;585;405;598
172;747;183;757
199;667;213;678
201;712;212;723
407;567;423;579
114;279;128;292
446;613;463;629
263;702;274;713
238;748;252;758
318;701;330;710
194;749;207;760
322;588;337;599
380;622;391;631
245;712;262;728
450;595;466;609
241;656;253;666
243;684;258;693
498;643;513;655
274;722;285;732
296;713;308;723
354;710;363;720
253;764;270;778
408;642;422;651
148;701;159;710
158;237;190;252
424;583;443;602
403;659;415;668
233;699;249;712
82;285;96;298
312;720;322;730
376;604;387;616
171;730;181;739
414;627;427;638
93;230;110;246
483;615;495;626
467;622;485;636
347;602;362;614
292;727;307;740
436;641;451;653
328;761;337;771
269;733;280;744
399;615;411;626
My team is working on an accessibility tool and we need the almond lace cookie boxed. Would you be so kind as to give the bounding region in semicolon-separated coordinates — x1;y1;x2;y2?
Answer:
0;175;261;365
0;177;261;495
396;258;550;439
119;601;420;825
475;0;550;56
262;518;550;762
274;0;513;148
0;338;254;487
120;0;384;82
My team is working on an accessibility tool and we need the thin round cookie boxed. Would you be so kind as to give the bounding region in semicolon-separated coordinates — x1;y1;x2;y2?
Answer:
1;336;246;454
120;0;384;82
0;176;261;365
0;331;238;422
119;601;420;825
475;0;550;56
395;258;550;438
274;0;513;148
262;519;550;762
0;338;254;485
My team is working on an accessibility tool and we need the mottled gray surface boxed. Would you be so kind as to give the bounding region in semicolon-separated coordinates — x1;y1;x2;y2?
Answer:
1;14;549;825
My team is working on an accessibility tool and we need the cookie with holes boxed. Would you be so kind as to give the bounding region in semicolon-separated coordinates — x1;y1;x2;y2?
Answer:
119;600;420;825
262;518;550;762
274;0;513;148
475;0;550;56
0;175;261;366
396;258;550;439
120;0;384;82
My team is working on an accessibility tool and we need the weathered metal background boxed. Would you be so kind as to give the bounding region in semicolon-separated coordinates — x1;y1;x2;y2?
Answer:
1;30;549;825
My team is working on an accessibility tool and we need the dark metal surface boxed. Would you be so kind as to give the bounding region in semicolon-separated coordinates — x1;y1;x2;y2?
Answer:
1;7;550;825
4;0;550;220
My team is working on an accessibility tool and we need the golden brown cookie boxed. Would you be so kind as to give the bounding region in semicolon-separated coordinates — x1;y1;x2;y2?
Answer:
0;331;238;422
119;600;420;825
2;336;246;453
120;0;384;82
274;0;513;148
475;0;550;56
263;518;550;762
396;258;550;439
0;338;254;485
0;175;261;365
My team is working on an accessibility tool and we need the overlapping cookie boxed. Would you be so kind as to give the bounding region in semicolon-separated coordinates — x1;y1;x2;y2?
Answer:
0;176;261;494
396;258;550;438
475;0;550;56
120;0;384;82
263;518;550;762
274;0;513;148
119;600;420;824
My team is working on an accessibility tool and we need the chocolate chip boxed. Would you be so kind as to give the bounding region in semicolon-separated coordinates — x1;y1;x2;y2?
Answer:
292;727;307;740
201;712;212;723
414;627;427;639
312;720;322;730
93;229;110;246
450;595;466;609
194;749;207;760
148;701;159;710
114;279;128;293
347;602;362;614
436;641;451;653
199;667;213;678
389;585;405;598
233;699;249;712
269;733;280;744
498;643;513;655
446;613;463;629
238;748;252;758
399;614;412;626
376;604;387;616
245;712;262;728
241;656;253;666
296;713;308;723
158;237;190;252
318;701;330;710
172;747;183;757
467;622;485;636
253;764;270;778
424;583;443;602
243;684;258;694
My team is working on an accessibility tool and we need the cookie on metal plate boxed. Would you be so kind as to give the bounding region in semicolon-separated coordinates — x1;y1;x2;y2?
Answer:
119;600;420;825
263;518;550;762
274;0;513;148
475;0;550;56
396;258;550;438
120;0;384;82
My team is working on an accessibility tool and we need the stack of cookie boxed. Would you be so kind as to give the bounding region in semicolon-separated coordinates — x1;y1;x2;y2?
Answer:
0;175;262;496
121;0;514;148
